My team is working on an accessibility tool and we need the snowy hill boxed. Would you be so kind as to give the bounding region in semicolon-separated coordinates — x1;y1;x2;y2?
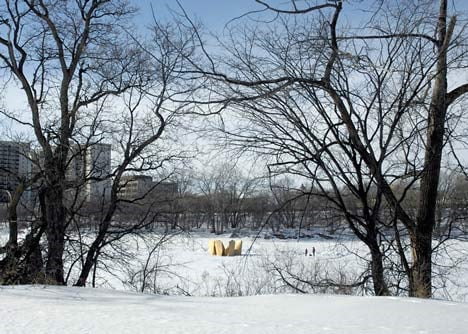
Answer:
1;286;467;334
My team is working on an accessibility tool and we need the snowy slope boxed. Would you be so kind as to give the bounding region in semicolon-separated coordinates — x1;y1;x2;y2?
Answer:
1;285;467;334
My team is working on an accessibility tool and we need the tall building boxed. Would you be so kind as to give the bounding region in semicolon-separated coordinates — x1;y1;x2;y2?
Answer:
66;143;112;202
0;141;32;202
85;143;112;202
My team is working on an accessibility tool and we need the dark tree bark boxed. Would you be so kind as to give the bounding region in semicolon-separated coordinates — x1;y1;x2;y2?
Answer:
409;0;453;298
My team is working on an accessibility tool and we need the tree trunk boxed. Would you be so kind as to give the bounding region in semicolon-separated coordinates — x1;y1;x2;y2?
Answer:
0;184;45;284
75;198;119;286
368;240;390;296
74;242;99;287
44;187;66;285
409;231;433;298
21;222;46;283
411;0;451;298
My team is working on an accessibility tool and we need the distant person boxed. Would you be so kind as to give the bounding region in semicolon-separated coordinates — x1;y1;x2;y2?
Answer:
305;248;308;256
312;246;316;257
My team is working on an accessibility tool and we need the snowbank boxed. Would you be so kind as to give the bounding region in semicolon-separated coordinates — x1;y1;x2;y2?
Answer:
1;285;467;334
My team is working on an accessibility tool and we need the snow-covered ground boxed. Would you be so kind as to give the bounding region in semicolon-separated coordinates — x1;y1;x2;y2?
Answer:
86;232;468;301
84;232;377;296
1;285;468;334
2;228;468;332
2;226;468;300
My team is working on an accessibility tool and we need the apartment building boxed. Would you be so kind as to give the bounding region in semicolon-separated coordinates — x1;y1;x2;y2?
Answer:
0;141;32;202
66;143;112;202
0;140;111;205
85;143;112;202
119;175;177;203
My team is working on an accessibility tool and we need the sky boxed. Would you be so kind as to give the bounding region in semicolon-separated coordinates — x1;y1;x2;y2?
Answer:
135;0;468;32
133;0;260;32
2;0;468;166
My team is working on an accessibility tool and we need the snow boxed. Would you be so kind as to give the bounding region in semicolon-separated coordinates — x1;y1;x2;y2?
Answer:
87;233;468;301
1;285;467;334
5;226;465;299
87;233;375;296
2;229;468;332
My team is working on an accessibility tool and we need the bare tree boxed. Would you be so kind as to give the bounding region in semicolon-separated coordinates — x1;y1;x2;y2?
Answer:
0;1;197;285
0;0;146;284
196;161;259;234
72;20;197;286
189;0;468;297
